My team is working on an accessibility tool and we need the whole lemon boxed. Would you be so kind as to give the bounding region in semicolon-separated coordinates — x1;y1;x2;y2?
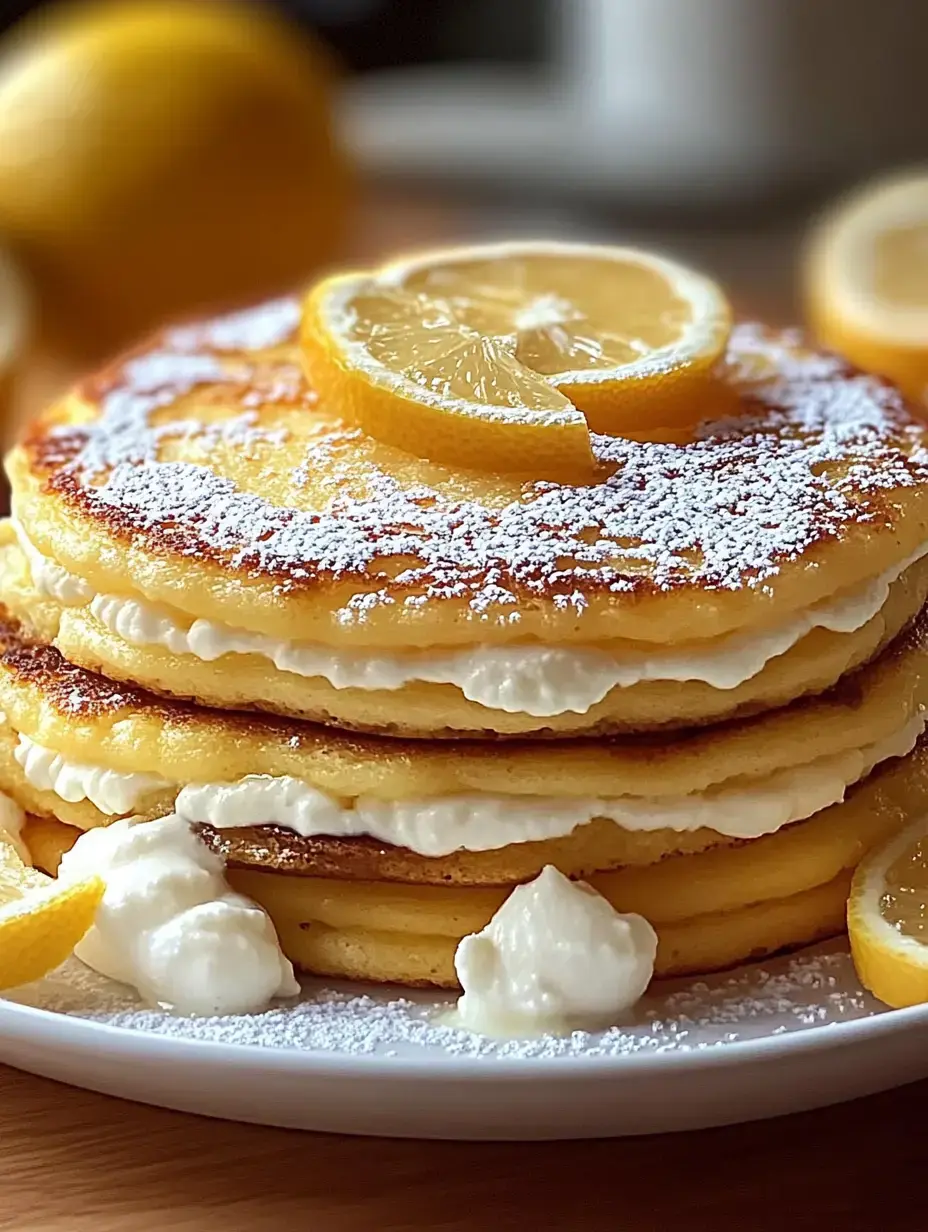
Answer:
0;0;350;356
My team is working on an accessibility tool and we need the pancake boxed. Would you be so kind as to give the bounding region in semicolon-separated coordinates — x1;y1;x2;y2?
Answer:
7;300;928;736
267;875;853;986
4;528;928;739
26;731;928;984
0;603;926;889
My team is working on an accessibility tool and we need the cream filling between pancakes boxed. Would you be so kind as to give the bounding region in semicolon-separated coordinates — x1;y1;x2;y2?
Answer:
14;735;171;815
12;714;925;856
11;520;928;717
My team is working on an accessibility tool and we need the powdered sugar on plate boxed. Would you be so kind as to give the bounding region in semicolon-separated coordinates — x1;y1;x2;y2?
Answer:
4;941;882;1061
26;305;928;618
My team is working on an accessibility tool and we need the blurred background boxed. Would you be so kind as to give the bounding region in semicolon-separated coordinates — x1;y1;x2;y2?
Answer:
0;0;927;441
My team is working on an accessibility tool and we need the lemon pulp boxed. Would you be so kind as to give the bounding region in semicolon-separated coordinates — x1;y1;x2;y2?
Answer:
879;835;928;939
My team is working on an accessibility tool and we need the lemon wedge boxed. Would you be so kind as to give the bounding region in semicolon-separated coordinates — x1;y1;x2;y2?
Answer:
302;241;732;476
805;171;928;402
0;835;103;991
848;815;928;1008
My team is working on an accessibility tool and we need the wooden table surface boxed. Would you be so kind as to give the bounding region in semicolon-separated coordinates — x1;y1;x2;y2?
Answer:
1;189;918;1231
0;1062;924;1230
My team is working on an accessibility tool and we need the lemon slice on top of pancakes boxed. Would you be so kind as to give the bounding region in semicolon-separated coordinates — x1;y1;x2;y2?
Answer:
805;171;928;403
301;241;733;476
0;835;103;990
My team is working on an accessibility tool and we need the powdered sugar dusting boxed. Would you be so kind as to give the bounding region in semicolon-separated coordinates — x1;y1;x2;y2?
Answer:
164;411;291;452
29;311;928;617
6;943;881;1061
167;297;301;353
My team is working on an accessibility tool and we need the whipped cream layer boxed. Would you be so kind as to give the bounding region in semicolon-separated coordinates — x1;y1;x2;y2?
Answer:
15;734;170;814
12;519;94;605
14;716;924;855
11;520;927;716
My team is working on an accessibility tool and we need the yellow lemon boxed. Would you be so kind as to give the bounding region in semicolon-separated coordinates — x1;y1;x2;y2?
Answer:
848;814;928;1008
0;0;349;357
301;241;733;477
0;244;30;436
0;836;103;991
805;170;928;402
0;836;47;900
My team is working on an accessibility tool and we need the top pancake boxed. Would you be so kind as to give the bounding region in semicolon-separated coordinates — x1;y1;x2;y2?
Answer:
8;299;928;652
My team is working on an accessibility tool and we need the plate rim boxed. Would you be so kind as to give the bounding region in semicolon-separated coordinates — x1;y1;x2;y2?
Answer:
2;985;927;1080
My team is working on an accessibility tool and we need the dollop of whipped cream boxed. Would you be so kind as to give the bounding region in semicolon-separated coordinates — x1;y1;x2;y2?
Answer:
454;866;657;1036
58;813;299;1015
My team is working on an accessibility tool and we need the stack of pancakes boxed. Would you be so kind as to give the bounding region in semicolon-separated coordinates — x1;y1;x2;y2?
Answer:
2;297;928;988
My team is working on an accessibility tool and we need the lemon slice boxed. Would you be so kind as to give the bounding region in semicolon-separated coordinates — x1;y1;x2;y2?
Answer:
848;814;928;1008
302;241;733;476
0;837;47;899
805;171;928;401
0;835;103;991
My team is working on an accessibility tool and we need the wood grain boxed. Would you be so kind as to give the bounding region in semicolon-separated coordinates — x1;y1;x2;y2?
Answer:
0;1063;924;1231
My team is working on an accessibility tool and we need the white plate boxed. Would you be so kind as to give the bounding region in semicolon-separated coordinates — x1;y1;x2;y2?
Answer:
1;941;927;1140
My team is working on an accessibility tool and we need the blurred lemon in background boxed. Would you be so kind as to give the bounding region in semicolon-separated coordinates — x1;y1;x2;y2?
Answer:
0;245;29;413
805;171;928;404
0;0;350;359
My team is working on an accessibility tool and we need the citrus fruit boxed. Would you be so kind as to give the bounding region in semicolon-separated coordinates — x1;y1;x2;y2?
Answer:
0;243;30;435
0;0;349;357
848;814;928;1008
805;171;928;402
0;835;104;991
0;835;47;899
301;241;733;476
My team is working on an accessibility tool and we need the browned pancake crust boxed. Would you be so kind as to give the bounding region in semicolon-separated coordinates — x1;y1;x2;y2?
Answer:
0;609;211;725
12;307;928;635
196;822;726;885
